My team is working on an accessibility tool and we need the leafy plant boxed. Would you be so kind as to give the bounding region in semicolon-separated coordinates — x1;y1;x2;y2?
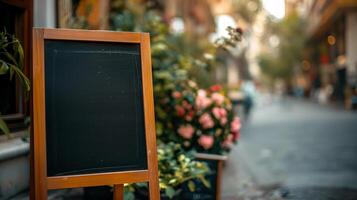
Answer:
131;142;210;199
107;2;243;197
0;116;10;136
0;31;30;92
0;31;30;137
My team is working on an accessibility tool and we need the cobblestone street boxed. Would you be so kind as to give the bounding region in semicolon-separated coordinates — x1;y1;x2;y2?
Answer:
222;97;357;200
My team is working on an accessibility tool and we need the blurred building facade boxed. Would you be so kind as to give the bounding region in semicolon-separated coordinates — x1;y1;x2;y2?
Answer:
301;0;357;106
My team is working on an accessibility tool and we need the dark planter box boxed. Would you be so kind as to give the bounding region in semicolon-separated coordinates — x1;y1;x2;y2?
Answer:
180;153;227;200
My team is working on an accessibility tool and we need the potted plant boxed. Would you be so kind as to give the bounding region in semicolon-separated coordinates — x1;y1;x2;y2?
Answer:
108;4;243;199
131;142;210;199
0;31;30;137
155;81;241;200
159;83;241;154
0;31;31;199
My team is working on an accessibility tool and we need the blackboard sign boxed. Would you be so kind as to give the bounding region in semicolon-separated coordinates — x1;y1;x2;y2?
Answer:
45;40;147;176
32;29;160;200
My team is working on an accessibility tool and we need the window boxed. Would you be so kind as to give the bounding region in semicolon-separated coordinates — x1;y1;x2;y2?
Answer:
0;1;32;133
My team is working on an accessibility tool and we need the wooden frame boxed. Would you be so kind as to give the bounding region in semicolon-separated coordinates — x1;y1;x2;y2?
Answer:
32;28;160;200
195;153;228;200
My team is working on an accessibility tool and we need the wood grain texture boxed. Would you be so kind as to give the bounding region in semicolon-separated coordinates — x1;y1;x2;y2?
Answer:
216;160;223;200
141;33;161;200
113;184;124;200
47;170;149;189
32;28;47;200
43;28;141;43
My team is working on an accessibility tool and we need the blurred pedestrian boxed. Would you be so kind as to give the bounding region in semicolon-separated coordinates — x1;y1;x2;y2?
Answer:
242;81;256;120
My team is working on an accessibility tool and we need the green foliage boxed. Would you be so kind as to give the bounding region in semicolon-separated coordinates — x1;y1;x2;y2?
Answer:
110;5;218;88
258;53;290;79
157;143;210;190
258;13;306;81
129;142;210;199
109;2;242;197
0;31;30;92
123;186;135;200
0;31;30;137
0;117;10;137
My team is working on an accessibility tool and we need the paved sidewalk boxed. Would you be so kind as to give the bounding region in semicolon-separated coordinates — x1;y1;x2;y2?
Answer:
221;97;357;200
221;145;284;200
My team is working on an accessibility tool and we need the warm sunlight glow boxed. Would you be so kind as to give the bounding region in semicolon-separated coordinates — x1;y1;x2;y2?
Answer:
262;0;285;19
216;15;236;38
210;14;236;42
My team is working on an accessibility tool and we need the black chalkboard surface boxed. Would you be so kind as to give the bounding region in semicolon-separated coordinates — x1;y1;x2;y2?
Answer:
44;40;147;176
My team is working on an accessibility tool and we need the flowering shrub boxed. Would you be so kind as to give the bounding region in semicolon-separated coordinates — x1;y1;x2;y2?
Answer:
128;142;210;199
157;82;241;155
109;5;243;198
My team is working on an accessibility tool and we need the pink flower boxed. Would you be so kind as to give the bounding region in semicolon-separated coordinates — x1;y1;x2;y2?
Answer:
196;89;212;109
197;89;206;98
220;117;227;125
212;107;227;120
178;125;195;139
232;130;240;141
198;135;214;150
211;93;225;105
210;84;222;92
175;105;185;117
230;117;241;133
221;134;234;148
182;100;193;110
172;91;182;99
185;111;195;121
199;113;214;129
212;107;221;119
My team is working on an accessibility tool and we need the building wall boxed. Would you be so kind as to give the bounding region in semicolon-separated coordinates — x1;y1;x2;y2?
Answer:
34;0;56;28
346;11;357;85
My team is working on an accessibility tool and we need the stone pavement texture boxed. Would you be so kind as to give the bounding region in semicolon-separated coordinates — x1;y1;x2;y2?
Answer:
221;97;357;200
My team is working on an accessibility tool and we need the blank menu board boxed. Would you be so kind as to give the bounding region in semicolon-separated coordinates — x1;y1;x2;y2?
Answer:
44;40;147;176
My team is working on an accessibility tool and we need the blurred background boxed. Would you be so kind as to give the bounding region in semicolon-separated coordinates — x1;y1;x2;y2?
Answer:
1;0;357;199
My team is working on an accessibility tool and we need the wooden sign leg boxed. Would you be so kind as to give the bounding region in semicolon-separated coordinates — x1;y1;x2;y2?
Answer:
216;160;223;200
148;180;161;200
113;184;124;200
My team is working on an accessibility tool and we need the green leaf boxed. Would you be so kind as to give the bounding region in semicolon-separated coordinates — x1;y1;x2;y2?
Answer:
124;191;135;200
9;67;14;80
198;176;211;188
4;51;18;65
165;186;176;199
0;118;10;138
187;180;196;192
0;60;9;74
15;41;24;69
9;63;30;92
